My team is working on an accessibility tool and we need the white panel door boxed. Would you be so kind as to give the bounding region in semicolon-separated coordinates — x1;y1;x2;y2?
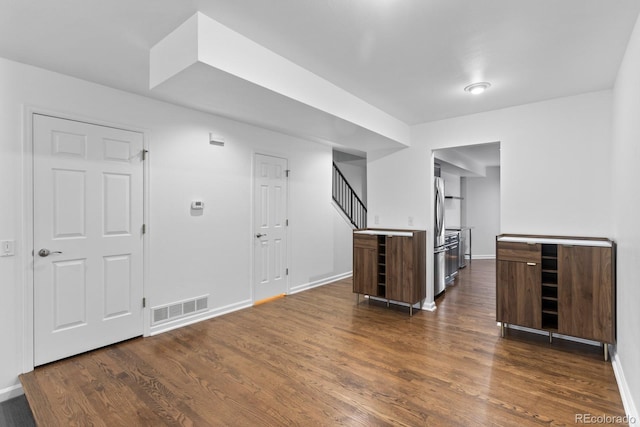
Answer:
253;154;288;302
33;114;144;366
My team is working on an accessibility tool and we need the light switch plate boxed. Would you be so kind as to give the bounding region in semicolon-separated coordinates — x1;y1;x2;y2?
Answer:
1;240;15;257
191;200;204;210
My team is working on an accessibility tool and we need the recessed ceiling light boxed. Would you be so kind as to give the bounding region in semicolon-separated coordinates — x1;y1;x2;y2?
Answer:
464;82;491;95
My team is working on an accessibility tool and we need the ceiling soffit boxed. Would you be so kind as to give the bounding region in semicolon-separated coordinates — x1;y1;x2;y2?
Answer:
150;12;410;152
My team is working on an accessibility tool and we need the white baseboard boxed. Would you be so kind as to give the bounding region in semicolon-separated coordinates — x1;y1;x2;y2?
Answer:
422;301;437;311
0;383;24;403
149;272;353;335
469;255;496;260
149;300;253;336
149;272;354;336
289;271;352;294
610;346;639;425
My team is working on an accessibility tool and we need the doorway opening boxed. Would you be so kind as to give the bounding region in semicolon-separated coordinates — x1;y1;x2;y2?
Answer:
432;141;501;298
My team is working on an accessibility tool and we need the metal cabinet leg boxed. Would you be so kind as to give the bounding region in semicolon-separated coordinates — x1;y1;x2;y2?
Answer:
468;228;472;264
549;331;553;344
604;343;609;362
500;322;505;337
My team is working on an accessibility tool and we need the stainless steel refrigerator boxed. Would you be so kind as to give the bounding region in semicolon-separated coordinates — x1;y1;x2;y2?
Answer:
434;177;446;296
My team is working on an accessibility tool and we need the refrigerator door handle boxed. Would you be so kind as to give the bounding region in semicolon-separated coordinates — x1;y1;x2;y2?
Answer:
434;180;445;237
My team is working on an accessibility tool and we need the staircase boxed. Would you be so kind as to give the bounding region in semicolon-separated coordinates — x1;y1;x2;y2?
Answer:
332;162;367;229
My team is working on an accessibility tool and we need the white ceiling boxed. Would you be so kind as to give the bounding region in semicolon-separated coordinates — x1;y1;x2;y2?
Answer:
436;142;500;177
1;0;639;134
452;143;500;168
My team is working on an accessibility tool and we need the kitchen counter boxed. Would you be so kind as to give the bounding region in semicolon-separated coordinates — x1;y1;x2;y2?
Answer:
354;229;415;237
497;235;612;248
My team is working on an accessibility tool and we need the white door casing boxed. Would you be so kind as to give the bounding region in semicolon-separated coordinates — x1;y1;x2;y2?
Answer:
33;114;144;366
253;154;288;302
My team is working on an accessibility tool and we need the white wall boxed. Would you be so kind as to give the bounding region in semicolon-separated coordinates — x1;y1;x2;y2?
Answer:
331;205;354;278
0;59;23;400
611;13;640;420
368;90;612;304
463;166;501;258
368;146;430;231
0;57;353;399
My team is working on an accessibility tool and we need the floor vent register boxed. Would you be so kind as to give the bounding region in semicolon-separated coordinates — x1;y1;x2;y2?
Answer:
151;296;209;325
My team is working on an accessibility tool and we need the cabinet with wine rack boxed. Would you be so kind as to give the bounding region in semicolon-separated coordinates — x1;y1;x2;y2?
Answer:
353;229;426;316
496;234;615;360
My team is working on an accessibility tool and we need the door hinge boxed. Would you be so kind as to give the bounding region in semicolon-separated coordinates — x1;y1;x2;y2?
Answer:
142;224;147;234
285;169;290;177
142;297;146;308
142;149;149;160
286;268;289;275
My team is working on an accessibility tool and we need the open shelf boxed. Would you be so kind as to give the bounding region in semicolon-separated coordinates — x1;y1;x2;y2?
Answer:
542;298;558;313
376;235;386;297
542;258;557;271
541;244;558;330
541;244;558;257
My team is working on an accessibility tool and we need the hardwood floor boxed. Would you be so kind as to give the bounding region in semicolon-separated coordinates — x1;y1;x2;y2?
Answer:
20;260;625;426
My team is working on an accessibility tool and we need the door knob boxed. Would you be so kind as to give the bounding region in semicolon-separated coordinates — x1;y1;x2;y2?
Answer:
38;248;62;257
255;233;267;238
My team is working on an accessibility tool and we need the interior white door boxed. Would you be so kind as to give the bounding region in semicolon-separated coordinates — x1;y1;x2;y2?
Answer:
33;114;144;366
253;154;288;302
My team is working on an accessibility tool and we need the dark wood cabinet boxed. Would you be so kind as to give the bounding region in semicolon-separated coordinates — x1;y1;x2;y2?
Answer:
496;235;615;359
353;234;379;297
558;245;615;343
496;241;542;328
496;259;541;329
353;229;426;315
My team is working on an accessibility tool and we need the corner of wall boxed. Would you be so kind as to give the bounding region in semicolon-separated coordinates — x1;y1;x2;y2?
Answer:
610;346;639;423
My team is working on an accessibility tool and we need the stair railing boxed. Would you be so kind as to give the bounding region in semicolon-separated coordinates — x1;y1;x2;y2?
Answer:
332;162;367;229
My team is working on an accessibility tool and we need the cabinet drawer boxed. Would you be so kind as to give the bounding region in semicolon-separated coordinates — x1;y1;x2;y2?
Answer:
497;241;541;263
354;234;377;249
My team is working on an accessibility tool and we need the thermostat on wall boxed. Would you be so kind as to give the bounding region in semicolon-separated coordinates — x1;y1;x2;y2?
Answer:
191;200;204;210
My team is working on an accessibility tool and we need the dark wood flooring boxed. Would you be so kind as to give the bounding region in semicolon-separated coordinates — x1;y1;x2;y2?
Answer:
20;260;625;426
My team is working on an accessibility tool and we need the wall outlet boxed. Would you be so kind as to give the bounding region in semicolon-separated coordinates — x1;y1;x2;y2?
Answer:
408;216;414;226
1;240;15;257
374;215;379;225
